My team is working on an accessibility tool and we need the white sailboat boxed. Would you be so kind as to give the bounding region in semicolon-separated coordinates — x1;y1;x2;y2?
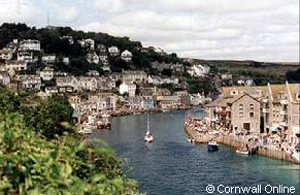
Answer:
144;115;154;143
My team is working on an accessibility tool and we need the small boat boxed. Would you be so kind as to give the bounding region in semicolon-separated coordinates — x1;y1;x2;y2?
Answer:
208;141;219;152
144;115;154;143
144;130;154;143
187;137;195;143
236;148;249;155
78;127;92;134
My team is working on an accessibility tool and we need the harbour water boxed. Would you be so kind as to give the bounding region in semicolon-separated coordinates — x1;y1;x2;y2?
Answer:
91;110;300;195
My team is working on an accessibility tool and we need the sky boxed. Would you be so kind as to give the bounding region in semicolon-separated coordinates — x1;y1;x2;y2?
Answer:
0;0;299;62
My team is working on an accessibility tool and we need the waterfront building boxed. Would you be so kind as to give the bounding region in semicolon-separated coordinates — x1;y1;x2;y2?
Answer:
119;82;136;97
156;95;180;109
174;91;191;106
205;82;300;138
141;97;155;109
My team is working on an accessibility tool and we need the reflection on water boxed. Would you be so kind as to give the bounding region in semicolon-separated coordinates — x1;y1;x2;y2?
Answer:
91;110;300;195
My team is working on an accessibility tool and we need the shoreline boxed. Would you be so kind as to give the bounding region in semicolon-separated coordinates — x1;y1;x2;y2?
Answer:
109;106;199;118
184;125;300;165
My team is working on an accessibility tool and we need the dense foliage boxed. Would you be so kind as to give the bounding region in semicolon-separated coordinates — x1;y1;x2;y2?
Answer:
0;86;142;195
286;68;300;83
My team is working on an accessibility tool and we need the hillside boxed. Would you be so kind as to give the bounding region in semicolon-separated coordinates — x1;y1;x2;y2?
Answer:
0;23;187;75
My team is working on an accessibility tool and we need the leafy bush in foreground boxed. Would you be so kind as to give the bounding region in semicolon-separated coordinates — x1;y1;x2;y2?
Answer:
0;112;142;195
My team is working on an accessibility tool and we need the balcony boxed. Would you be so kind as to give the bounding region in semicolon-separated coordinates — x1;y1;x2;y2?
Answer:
280;122;288;127
280;100;288;105
280;110;288;115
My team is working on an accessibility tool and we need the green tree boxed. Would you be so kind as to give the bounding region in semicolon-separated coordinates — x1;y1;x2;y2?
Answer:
0;112;142;195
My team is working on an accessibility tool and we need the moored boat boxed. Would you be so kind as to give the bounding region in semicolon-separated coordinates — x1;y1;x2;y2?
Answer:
78;127;92;134
236;149;249;155
187;137;195;143
144;114;154;143
208;140;219;152
144;130;154;143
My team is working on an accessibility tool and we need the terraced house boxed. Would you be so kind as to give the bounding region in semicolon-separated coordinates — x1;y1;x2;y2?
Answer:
205;82;300;138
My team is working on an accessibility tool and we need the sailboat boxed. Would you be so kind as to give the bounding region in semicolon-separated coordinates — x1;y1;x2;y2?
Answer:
144;115;154;143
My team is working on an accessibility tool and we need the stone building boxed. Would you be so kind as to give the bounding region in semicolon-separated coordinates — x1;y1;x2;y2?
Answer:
230;94;261;134
205;82;300;137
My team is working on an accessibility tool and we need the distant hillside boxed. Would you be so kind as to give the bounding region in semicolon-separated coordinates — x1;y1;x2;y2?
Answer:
0;23;186;75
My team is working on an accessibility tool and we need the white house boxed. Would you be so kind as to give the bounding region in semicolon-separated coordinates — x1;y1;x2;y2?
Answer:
5;60;27;71
148;76;179;85
42;54;56;64
40;67;54;81
187;64;210;77
0;49;13;60
122;71;147;83
86;53;100;64
78;39;95;50
86;70;100;77
119;82;136;97
108;46;120;56
17;51;34;63
56;76;79;91
19;39;41;51
62;57;70;65
221;74;233;80
78;77;98;91
17;75;42;90
121;50;133;62
0;71;10;86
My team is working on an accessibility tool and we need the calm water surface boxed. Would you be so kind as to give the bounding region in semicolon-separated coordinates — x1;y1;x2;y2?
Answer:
91;110;300;195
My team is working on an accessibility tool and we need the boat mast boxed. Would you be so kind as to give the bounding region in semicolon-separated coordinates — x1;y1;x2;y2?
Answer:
147;114;150;131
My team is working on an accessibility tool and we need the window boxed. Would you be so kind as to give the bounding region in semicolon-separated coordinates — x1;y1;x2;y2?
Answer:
231;90;238;96
250;104;254;110
296;94;300;101
250;112;254;118
239;112;244;118
239;104;243;111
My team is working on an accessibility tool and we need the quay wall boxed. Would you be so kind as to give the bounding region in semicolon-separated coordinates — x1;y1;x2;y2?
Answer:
185;126;300;164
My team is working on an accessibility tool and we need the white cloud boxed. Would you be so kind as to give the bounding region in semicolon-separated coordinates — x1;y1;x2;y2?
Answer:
81;0;299;61
1;0;299;61
59;6;78;22
0;0;41;24
93;0;124;13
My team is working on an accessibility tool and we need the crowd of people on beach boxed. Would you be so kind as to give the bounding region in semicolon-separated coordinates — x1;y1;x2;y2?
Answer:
185;118;300;161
